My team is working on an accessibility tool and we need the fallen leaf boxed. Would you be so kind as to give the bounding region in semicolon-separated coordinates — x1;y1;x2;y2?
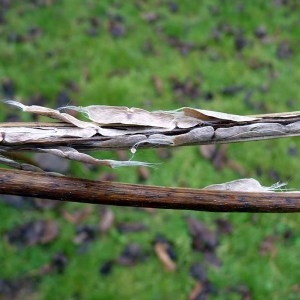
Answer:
234;33;247;52
98;172;118;181
214;218;233;235
0;195;34;209
188;279;214;300
117;222;148;234
226;285;252;300
33;198;61;210
0;277;37;300
62;206;93;224
151;76;163;95
259;235;277;256
186;217;218;252
1;78;15;98
73;225;95;245
55;90;71;107
254;25;267;39
203;252;222;267
98;206;114;235
38;252;68;275
117;243;147;266
154;243;176;272
168;2;178;13
169;77;200;101
50;253;68;274
141;12;160;23
6;220;59;247
39;220;59;244
188;282;204;300
108;15;126;38
277;41;293;59
137;166;150;182
99;260;114;276
153;235;177;271
189;263;207;282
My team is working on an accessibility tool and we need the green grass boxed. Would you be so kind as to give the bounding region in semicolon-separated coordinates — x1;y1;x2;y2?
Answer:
1;1;300;299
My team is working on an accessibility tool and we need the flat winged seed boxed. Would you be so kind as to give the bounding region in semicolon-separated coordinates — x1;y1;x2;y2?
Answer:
1;127;55;143
252;111;300;118
147;134;174;145
1;127;97;143
59;113;99;129
96;126;173;137
181;107;259;122
130;134;174;153
62;105;176;129
215;123;287;140
203;178;277;192
88;134;147;150
173;126;215;146
6;100;99;129
286;121;300;133
247;123;286;134
174;115;202;128
214;125;246;140
38;147;153;168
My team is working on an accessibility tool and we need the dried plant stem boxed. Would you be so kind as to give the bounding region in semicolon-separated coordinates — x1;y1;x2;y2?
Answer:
0;168;299;213
1;118;300;153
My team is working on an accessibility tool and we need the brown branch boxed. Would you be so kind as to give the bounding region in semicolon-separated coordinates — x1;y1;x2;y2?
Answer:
0;168;299;213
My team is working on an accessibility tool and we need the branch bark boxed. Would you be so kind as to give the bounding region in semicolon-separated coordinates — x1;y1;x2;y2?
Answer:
0;168;299;213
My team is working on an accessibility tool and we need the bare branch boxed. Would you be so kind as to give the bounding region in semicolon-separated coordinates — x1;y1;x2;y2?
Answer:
0;168;299;213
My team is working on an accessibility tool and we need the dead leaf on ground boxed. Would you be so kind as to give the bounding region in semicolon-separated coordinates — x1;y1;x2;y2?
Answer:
0;195;34;209
153;235;177;272
34;198;61;210
0;277;37;300
199;144;245;175
154;243;176;272
62;206;93;224
137;166;150;182
259;235;277;257
138;207;156;214
98;172;118;182
6;220;59;247
141;12;160;23
226;285;252;300
189;263;207;282
37;252;68;275
188;282;204;300
215;218;233;235
39;220;59;244
186;216;218;252
151;76;164;95
73;225;96;245
1;77;15;98
99;260;115;276
169;77;200;101
107;15;126;38
98;206;115;235
203;252;222;268
117;243;147;266
116;222;148;234
188;274;214;300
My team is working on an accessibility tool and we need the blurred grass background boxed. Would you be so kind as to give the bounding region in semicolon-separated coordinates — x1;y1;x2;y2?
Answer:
1;1;300;299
